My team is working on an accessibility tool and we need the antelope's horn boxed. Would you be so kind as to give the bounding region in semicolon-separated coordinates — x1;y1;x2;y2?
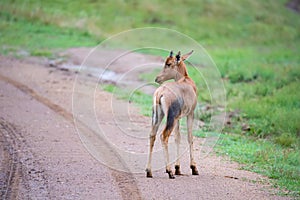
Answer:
176;51;181;61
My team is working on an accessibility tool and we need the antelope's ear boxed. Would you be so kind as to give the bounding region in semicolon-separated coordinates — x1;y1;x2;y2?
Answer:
169;51;174;57
176;51;181;62
182;50;194;61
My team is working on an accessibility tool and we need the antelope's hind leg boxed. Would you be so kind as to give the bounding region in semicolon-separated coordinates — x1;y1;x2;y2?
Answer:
161;100;182;179
146;105;164;178
160;119;181;179
161;131;175;179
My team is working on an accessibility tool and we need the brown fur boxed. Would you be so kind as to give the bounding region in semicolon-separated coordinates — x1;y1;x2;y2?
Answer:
146;51;199;179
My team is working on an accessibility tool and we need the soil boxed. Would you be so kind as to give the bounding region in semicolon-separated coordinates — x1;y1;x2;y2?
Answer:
0;49;290;200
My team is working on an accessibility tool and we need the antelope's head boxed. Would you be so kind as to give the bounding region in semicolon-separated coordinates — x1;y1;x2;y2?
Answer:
155;50;193;84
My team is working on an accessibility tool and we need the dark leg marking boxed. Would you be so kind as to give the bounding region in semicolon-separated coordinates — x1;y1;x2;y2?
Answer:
190;165;199;175
146;169;153;178
166;169;175;179
175;165;181;175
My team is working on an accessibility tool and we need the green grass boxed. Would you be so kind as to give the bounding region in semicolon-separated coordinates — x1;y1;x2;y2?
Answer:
0;0;299;196
230;82;300;140
0;10;99;57
102;84;153;117
217;134;300;197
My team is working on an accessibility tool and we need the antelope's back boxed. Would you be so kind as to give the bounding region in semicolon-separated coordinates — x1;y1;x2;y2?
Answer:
154;81;197;115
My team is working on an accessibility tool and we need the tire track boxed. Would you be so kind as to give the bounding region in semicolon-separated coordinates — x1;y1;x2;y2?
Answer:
0;118;49;199
0;120;20;200
0;73;142;200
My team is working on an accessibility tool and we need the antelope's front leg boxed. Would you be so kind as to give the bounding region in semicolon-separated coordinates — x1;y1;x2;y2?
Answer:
187;114;199;175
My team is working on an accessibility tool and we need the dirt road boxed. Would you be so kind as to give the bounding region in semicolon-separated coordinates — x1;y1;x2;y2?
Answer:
0;51;289;200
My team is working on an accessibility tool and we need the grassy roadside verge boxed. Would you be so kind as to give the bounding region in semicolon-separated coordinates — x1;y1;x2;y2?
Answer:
0;10;100;57
0;0;299;197
216;134;299;196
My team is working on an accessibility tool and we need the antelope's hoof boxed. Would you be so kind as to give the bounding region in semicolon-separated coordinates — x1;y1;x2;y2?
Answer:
166;170;175;179
146;169;153;178
191;165;199;175
175;165;181;175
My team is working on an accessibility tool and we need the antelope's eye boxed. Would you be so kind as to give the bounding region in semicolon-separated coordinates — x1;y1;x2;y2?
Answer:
166;63;171;67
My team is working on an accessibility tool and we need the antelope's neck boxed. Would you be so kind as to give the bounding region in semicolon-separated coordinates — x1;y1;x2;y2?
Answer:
176;63;197;93
175;62;188;81
175;75;197;94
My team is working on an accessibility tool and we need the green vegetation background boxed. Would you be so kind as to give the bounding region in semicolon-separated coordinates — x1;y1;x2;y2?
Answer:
0;0;299;196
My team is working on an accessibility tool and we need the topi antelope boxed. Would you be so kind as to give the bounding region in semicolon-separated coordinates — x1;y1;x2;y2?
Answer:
146;50;199;179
